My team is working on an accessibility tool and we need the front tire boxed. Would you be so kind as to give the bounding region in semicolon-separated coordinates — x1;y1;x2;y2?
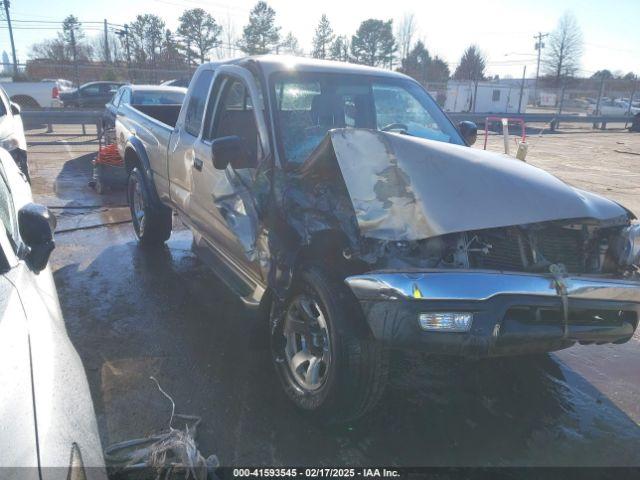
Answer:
271;266;389;422
127;167;172;246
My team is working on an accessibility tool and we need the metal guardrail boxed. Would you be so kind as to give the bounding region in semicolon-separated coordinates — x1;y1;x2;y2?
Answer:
19;108;636;134
20;108;103;136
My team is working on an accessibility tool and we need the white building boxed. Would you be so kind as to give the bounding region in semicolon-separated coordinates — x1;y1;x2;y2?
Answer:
444;81;529;113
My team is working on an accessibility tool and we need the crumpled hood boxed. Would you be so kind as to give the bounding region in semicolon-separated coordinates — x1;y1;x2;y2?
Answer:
324;129;629;241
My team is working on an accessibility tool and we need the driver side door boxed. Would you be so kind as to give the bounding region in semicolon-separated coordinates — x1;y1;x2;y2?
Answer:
190;67;270;285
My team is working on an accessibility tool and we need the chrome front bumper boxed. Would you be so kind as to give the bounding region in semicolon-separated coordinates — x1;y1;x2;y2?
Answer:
345;270;640;304
344;270;640;356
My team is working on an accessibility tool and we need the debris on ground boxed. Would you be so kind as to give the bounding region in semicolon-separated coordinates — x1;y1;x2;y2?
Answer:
104;377;219;480
614;149;640;156
90;142;128;194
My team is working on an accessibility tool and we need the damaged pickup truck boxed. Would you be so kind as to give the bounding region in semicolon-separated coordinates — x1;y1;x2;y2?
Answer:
116;56;640;421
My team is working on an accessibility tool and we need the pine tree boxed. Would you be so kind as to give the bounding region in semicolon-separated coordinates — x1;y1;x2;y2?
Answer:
239;1;280;55
311;14;334;59
178;8;222;63
453;45;486;81
329;36;350;62
350;19;396;67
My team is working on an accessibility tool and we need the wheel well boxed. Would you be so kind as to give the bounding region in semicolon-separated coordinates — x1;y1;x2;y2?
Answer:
123;147;141;174
10;95;39;108
297;230;350;270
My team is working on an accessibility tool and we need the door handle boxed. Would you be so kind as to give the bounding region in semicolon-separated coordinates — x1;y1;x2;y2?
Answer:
193;157;203;171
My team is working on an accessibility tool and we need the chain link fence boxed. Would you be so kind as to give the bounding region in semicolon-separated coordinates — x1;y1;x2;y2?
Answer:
2;60;639;121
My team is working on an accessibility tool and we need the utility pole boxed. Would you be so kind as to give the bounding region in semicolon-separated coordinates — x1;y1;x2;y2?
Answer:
472;77;479;113
70;27;79;87
533;32;548;102
2;0;19;79
186;39;192;71
518;65;527;113
625;75;638;129
103;19;110;63
116;25;131;80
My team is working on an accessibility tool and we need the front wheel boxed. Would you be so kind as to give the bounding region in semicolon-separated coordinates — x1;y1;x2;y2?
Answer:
271;266;389;422
127;167;172;246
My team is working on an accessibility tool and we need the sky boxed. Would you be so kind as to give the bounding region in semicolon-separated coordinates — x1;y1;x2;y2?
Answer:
1;0;639;79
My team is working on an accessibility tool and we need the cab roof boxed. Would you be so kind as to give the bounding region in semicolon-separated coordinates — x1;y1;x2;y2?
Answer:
203;55;412;81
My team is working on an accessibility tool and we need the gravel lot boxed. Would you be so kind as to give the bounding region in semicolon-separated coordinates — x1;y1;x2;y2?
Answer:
26;124;640;467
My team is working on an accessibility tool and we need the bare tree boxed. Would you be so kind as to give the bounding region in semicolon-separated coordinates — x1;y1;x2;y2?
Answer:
543;12;583;83
395;13;416;62
92;33;124;63
215;14;239;59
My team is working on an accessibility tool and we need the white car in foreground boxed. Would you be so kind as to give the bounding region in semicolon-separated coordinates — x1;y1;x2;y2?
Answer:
0;149;106;479
0;86;28;180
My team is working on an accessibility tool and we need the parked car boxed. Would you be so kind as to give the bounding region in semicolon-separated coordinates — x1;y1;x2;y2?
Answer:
588;98;640;116
160;77;192;88
0;148;106;477
0;86;28;180
60;81;126;108
0;80;65;108
41;78;74;92
116;56;640;421
102;85;186;132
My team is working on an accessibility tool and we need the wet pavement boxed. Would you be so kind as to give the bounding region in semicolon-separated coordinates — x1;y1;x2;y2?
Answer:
28;126;640;466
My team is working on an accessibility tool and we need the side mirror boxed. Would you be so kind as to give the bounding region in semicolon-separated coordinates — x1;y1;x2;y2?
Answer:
10;102;21;115
458;121;478;146
211;136;254;170
18;203;56;273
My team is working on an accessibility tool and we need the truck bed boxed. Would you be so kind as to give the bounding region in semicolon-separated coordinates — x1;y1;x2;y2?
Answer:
132;104;182;128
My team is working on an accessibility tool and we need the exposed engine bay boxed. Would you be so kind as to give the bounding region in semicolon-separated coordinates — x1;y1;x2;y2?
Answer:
363;222;640;277
285;129;640;280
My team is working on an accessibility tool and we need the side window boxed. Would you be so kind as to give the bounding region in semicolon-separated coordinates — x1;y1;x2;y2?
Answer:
0;169;18;252
82;84;100;96
184;70;214;137
202;77;225;140
120;89;132;106
492;89;501;102
212;78;259;166
111;89;124;107
372;84;439;131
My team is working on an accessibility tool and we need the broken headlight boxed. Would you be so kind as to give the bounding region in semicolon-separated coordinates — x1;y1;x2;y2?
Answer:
612;224;640;267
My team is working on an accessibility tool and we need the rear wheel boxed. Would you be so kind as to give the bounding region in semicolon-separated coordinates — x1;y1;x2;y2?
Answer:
127;167;172;246
271;266;389;422
10;95;39;108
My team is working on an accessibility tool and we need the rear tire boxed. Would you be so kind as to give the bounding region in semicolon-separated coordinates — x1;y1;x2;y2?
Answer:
271;265;389;422
10;95;39;108
127;167;172;246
